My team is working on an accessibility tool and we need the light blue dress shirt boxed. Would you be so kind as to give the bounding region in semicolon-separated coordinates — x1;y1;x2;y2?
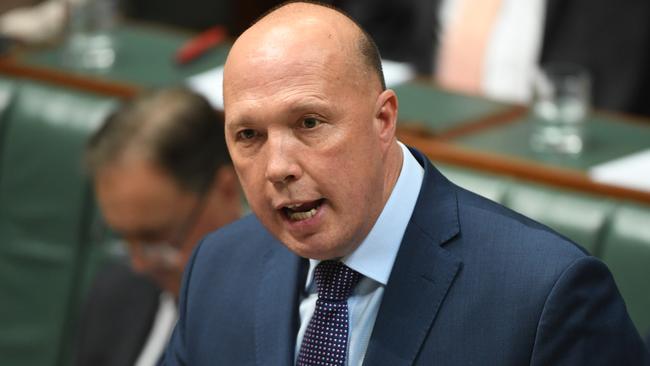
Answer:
295;142;425;365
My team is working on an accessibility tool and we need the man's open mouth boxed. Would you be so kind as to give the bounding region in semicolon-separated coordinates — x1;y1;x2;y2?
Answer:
281;199;325;221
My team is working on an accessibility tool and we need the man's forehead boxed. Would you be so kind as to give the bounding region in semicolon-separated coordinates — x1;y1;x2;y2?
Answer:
223;34;352;114
226;22;348;76
222;2;376;120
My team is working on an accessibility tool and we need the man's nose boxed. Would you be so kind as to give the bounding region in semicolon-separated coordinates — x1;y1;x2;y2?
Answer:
264;133;302;184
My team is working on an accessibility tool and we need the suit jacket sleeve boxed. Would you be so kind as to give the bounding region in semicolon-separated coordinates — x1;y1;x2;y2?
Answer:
530;256;650;365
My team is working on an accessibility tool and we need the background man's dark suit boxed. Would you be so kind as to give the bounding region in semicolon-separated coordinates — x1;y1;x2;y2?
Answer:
163;148;649;365
75;261;162;366
334;0;650;116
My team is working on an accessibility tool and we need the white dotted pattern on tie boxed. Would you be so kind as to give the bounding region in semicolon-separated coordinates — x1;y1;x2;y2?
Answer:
297;260;361;366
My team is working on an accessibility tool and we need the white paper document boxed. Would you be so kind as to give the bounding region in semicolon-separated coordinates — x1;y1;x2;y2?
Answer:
186;59;415;110
381;59;416;88
589;149;650;192
186;66;225;109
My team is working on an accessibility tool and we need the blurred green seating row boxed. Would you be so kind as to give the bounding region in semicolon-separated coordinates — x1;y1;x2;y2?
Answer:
0;76;117;366
438;164;650;337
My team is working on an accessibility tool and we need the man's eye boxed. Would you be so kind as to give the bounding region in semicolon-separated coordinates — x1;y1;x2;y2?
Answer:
301;118;321;129
237;129;257;140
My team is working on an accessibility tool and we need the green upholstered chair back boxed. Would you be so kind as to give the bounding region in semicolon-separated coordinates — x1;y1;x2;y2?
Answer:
438;164;615;257
0;77;116;366
600;204;650;336
502;184;615;256
438;165;510;204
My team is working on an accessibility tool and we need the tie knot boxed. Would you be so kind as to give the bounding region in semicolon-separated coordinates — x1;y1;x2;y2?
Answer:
314;260;361;302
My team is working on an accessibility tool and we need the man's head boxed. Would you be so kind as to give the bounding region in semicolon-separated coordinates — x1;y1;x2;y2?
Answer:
223;2;402;260
86;87;241;296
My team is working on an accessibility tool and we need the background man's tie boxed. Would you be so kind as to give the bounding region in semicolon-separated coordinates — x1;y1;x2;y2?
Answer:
297;260;361;366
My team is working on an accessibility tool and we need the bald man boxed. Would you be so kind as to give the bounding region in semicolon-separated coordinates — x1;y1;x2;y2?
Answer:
162;2;649;365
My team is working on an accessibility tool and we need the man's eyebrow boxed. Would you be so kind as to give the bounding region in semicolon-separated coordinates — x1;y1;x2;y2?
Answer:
225;96;332;131
225;118;255;132
287;97;330;115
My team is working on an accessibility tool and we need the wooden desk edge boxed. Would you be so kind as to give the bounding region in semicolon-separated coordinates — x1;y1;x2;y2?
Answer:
0;56;140;99
400;78;528;139
398;130;650;206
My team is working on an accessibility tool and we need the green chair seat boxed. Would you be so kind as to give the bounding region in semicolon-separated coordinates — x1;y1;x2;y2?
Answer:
437;164;510;204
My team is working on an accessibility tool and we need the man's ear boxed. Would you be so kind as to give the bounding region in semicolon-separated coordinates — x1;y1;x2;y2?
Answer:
373;89;398;147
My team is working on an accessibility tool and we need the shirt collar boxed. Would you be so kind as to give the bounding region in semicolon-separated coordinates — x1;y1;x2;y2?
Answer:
305;142;424;288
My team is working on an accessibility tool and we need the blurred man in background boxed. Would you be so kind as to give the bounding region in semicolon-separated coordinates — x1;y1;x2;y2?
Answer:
76;87;241;366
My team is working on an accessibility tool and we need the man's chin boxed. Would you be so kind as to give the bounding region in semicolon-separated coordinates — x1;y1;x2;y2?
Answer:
281;236;351;261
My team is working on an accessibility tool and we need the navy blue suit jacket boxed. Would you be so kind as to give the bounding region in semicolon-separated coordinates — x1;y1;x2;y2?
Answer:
163;148;649;365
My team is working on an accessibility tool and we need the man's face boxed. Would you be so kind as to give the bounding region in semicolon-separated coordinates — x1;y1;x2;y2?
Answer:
224;31;393;260
94;156;201;296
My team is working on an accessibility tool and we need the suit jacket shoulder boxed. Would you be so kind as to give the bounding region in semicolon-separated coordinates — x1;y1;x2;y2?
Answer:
364;148;648;365
167;215;305;365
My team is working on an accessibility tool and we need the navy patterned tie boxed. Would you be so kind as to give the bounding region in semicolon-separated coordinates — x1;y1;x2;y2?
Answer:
297;260;361;366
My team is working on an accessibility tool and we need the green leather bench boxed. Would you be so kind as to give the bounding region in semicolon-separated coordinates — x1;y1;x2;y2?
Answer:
438;166;510;204
0;76;117;366
438;164;650;336
502;183;616;256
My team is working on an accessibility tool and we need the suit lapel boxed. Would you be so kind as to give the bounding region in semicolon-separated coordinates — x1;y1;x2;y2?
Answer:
363;149;463;366
254;243;306;366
